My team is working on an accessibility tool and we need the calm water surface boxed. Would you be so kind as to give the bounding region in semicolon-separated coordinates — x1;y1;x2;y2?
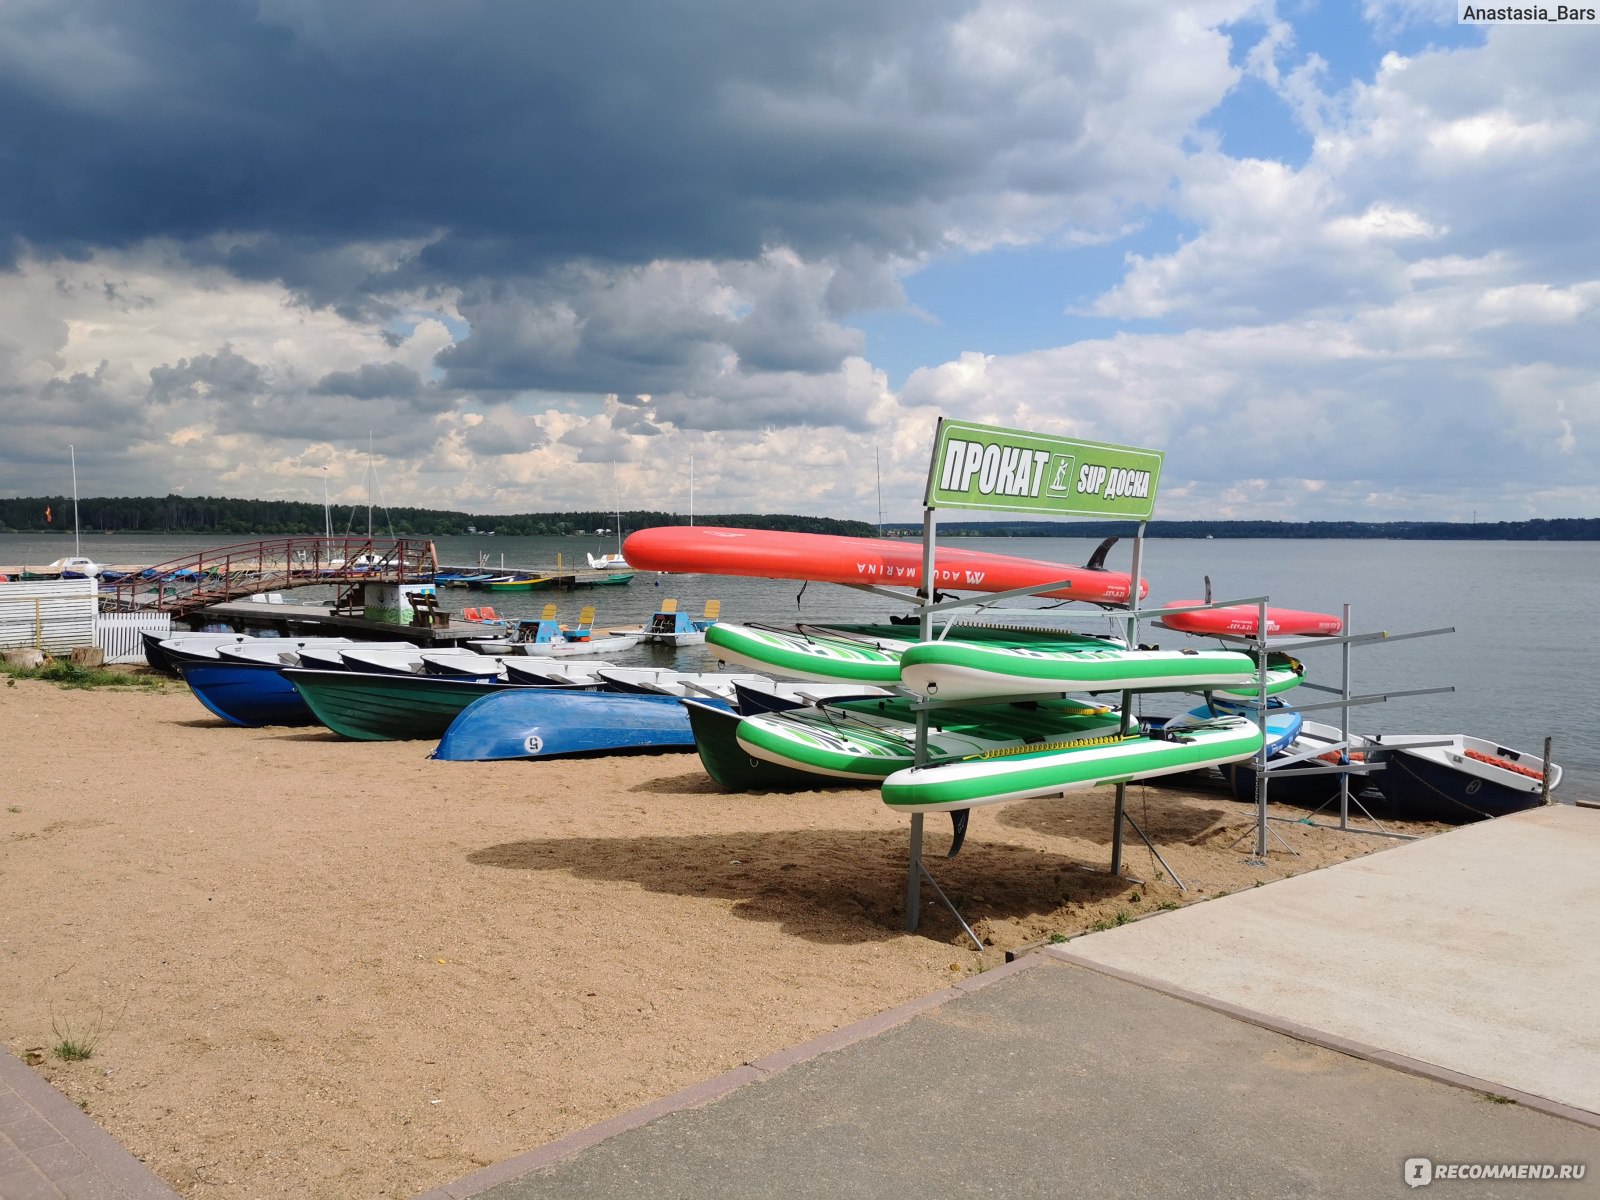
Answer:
5;531;1595;797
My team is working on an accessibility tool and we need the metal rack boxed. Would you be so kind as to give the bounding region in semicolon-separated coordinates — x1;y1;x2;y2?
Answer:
1151;600;1456;858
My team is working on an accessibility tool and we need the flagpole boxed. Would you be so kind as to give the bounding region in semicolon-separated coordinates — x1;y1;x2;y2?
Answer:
69;444;81;558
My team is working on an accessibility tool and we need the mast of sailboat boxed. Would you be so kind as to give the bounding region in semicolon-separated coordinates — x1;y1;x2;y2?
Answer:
366;432;374;537
875;442;883;537
69;444;81;558
322;466;332;538
689;454;695;527
614;464;623;556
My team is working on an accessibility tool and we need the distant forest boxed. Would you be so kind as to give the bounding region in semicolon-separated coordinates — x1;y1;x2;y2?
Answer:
884;518;1600;541
0;495;876;538
0;495;1596;541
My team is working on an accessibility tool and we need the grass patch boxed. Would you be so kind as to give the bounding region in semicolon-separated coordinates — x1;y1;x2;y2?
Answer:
1087;910;1135;933
51;1017;102;1062
1;659;165;691
48;1000;125;1064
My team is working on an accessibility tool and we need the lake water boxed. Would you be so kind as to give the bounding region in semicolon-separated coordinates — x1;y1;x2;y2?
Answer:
5;530;1595;798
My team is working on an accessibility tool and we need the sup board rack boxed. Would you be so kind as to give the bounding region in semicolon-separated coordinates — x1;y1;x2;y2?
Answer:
1176;602;1458;853
896;497;1166;945
896;575;1458;943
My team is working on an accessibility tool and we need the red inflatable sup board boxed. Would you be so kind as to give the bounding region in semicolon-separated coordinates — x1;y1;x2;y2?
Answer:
1157;601;1342;637
622;526;1146;606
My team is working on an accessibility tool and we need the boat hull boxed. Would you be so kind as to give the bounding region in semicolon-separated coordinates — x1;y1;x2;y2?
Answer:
283;669;525;740
175;660;315;727
433;689;716;761
682;699;844;791
1369;734;1559;823
880;717;1264;812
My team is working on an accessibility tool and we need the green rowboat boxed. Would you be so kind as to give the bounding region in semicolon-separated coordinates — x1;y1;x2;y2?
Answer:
283;668;528;740
681;699;853;791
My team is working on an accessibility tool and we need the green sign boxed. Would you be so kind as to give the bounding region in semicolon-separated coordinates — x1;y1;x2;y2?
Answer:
924;419;1163;520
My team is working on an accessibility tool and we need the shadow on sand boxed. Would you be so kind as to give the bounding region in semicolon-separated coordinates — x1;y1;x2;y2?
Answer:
468;821;1141;947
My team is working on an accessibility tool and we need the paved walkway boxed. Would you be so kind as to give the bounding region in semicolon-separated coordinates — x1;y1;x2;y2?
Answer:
419;957;1600;1199
0;1046;179;1199
1058;803;1600;1118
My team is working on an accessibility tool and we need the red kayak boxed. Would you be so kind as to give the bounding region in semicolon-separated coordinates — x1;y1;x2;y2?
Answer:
1157;601;1342;637
622;526;1146;606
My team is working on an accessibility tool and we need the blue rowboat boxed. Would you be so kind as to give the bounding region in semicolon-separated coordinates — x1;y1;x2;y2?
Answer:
433;688;728;761
174;658;315;727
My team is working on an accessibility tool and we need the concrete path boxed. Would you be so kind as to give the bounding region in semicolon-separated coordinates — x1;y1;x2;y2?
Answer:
422;958;1599;1199
1058;804;1600;1119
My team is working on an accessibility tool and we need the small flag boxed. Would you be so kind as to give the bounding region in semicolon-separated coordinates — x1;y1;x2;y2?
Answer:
44;506;51;523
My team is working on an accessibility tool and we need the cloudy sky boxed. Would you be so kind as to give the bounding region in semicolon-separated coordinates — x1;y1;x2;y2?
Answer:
1;0;1595;523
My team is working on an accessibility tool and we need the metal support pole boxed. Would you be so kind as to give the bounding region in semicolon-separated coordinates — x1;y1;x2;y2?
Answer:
1110;784;1126;876
1338;601;1353;829
1108;523;1147;879
1254;598;1269;861
1542;738;1554;806
1121;809;1187;891
904;813;925;931
905;505;940;933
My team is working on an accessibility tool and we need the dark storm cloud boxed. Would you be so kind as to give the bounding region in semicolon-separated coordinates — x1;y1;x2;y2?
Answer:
146;346;267;404
0;0;978;275
313;362;422;400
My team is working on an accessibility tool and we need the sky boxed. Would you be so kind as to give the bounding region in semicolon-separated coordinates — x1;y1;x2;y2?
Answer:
1;0;1596;525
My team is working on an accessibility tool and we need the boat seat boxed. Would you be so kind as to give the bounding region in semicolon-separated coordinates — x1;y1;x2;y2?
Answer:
461;606;482;622
479;606;501;622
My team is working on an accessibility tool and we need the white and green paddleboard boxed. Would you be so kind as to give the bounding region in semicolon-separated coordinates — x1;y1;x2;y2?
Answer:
734;696;1122;782
1205;654;1305;699
707;623;912;684
880;715;1265;812
707;622;1129;686
897;640;1262;701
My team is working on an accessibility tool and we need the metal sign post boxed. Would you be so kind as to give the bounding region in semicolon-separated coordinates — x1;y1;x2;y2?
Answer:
901;419;1163;935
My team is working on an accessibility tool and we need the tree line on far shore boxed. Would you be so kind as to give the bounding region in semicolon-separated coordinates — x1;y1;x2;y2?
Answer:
892;517;1600;540
0;495;1594;541
0;495;876;538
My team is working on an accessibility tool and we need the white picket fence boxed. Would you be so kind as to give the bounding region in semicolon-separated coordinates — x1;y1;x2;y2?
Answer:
97;612;172;664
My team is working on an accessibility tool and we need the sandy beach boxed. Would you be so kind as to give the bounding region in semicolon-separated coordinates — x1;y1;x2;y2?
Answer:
1;671;1454;1198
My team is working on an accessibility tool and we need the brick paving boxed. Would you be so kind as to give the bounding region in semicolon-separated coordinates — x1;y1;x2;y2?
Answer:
0;1048;179;1200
